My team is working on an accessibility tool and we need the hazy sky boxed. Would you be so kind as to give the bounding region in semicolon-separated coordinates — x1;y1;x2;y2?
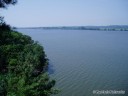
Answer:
1;0;128;27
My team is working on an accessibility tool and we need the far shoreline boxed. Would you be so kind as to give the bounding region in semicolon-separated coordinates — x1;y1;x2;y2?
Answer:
16;25;128;31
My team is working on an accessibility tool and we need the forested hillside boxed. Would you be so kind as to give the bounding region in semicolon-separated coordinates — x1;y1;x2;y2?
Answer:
0;24;57;96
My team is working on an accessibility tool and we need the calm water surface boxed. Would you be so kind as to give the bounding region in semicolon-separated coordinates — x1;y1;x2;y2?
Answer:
18;29;128;96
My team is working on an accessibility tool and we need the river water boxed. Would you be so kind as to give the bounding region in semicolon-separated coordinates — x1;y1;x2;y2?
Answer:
18;29;128;96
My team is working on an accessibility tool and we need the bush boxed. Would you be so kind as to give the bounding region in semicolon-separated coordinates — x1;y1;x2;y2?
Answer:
0;30;58;96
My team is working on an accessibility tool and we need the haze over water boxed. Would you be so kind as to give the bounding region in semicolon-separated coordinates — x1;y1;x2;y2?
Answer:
18;29;128;96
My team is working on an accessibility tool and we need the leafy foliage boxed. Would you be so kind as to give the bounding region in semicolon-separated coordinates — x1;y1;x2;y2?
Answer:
0;28;58;96
0;0;17;8
0;0;59;95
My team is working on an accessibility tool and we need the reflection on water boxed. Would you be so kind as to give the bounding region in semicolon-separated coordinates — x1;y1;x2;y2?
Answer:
48;60;55;75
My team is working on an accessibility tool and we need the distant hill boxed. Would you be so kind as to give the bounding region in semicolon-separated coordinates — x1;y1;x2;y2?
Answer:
18;25;128;31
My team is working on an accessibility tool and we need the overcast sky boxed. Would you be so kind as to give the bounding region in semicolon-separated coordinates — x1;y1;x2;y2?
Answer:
1;0;128;27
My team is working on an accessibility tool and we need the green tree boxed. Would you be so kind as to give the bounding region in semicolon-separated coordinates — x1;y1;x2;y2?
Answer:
6;42;58;96
0;31;58;96
0;0;58;95
0;0;17;8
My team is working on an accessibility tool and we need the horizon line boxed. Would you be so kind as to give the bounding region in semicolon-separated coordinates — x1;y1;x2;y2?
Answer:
16;25;128;28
